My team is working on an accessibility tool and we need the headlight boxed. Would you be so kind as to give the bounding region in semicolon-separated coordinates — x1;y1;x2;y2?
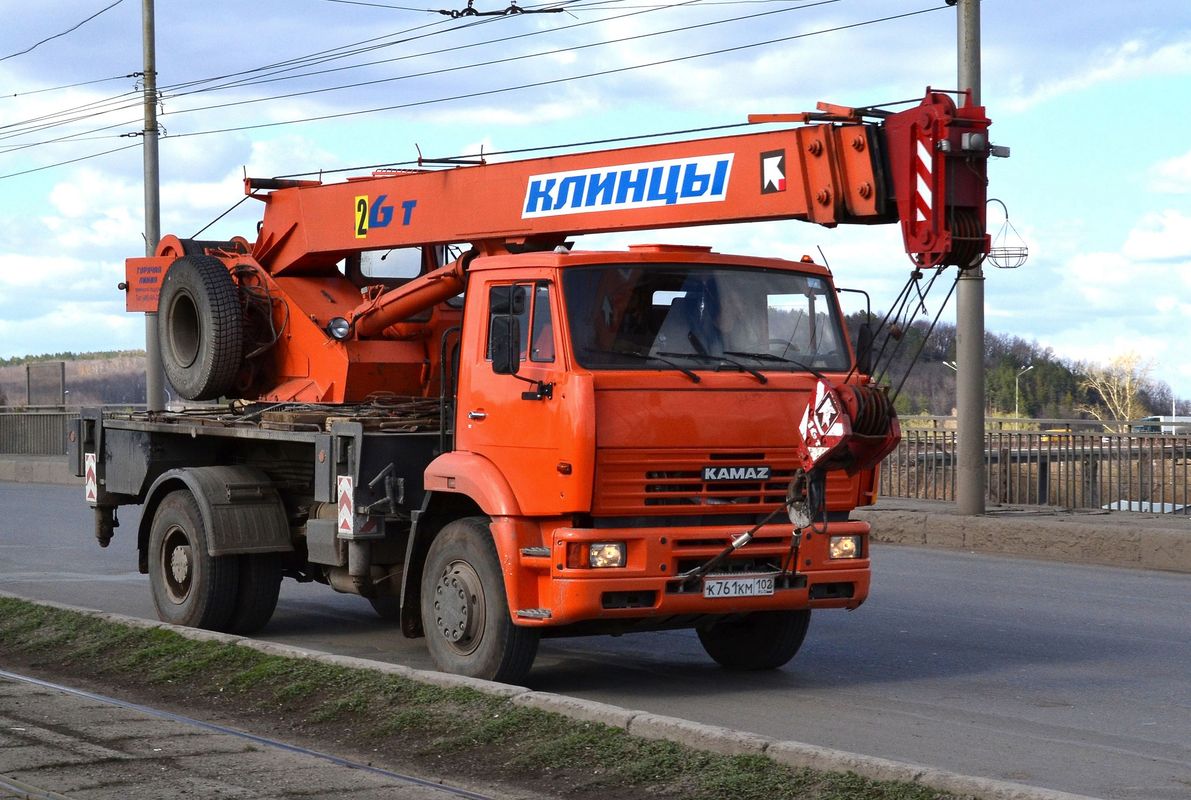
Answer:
327;316;351;340
828;535;861;560
588;542;626;568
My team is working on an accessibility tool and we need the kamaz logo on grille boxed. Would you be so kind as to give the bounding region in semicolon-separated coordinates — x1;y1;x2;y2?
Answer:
523;154;733;218
702;465;771;482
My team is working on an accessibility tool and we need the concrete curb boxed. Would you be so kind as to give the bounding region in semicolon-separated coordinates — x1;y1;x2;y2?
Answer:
854;505;1191;573
0;456;79;485
0;591;1105;800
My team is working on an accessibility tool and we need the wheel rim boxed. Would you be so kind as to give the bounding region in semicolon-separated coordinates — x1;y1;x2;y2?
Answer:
160;525;194;605
166;289;201;369
432;559;486;656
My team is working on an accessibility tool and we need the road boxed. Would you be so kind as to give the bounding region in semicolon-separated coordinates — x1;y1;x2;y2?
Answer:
1;481;1188;800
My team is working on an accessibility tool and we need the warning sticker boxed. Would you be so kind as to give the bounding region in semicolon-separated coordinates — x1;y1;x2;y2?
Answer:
761;149;786;194
337;476;354;535
84;453;97;504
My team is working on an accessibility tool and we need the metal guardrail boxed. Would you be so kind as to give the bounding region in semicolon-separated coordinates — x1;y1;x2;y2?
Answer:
881;429;1191;515
3;410;1188;514
0;411;75;456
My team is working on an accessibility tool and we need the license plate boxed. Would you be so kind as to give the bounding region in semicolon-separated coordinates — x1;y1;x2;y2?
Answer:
703;574;776;599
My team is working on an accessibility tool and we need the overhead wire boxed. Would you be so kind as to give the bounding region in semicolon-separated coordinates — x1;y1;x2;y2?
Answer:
155;0;839;119
166;0;701;98
0;0;126;63
0;142;141;181
0;1;943;179
3;73;137;99
0;0;806;149
162;5;946;140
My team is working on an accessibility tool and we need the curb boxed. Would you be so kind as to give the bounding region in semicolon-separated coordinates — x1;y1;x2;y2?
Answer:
0;591;1105;800
0;456;78;485
854;506;1191;573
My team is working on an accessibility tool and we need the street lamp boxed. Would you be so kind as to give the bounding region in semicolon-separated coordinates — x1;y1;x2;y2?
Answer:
1015;364;1034;419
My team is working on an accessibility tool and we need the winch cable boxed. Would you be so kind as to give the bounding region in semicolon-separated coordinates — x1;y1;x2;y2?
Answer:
869;268;941;387
887;272;960;405
845;271;919;387
676;506;783;587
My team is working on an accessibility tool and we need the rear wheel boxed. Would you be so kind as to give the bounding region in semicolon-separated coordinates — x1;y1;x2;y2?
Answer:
158;255;243;400
148;490;239;630
369;594;401;621
696;609;811;670
420;518;539;683
224;553;282;634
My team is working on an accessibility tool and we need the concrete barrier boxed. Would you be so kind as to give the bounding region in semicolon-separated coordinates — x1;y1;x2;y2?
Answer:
855;500;1191;574
0;455;78;485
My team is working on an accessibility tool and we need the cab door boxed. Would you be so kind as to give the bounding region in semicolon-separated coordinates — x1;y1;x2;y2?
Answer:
455;274;594;515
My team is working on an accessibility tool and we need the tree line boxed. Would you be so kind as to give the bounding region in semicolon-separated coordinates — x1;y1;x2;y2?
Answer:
851;313;1186;425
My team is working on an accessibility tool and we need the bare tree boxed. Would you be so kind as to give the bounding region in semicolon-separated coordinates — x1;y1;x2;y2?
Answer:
1078;352;1155;432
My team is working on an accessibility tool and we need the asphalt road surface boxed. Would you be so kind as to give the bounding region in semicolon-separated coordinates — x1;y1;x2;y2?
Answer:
1;482;1188;800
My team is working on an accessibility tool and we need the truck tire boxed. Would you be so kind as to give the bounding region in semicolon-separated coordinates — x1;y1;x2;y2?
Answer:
369;595;401;621
225;554;282;634
158;255;243;400
420;517;539;683
696;609;811;670
148;490;240;630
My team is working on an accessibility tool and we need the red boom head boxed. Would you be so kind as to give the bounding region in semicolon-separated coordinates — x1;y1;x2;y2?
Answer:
884;91;992;268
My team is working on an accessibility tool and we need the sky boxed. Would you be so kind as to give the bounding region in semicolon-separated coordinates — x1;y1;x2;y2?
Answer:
1;0;1190;400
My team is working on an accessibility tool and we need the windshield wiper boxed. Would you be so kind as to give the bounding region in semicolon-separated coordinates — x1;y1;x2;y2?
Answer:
658;350;766;384
723;350;825;380
582;347;701;383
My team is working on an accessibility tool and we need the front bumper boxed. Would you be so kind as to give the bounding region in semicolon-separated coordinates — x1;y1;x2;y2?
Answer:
499;519;871;627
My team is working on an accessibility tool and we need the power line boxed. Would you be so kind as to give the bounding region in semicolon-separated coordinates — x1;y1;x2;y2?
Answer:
173;0;719;99
0;142;140;181
160;0;831;118
165;5;944;140
3;73;137;99
0;0;621;145
0;0;932;169
1;0;126;62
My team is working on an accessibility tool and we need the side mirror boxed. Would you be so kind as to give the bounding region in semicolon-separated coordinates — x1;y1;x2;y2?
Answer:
856;322;874;375
490;314;522;375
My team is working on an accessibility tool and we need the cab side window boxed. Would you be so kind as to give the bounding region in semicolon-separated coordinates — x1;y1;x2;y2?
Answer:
486;281;556;364
530;282;555;363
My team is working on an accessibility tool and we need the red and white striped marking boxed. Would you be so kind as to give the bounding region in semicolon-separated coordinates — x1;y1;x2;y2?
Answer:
337;476;353;535
915;135;933;224
84;453;97;504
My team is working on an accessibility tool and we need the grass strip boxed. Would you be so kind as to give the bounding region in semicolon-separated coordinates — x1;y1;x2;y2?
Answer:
0;597;972;800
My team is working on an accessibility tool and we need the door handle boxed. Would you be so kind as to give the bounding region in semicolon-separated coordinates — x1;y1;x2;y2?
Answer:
467;410;487;421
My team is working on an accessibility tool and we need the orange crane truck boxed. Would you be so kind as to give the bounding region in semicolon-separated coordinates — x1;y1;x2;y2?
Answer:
71;90;992;682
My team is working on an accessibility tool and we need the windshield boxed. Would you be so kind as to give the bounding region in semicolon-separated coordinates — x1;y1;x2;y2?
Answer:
563;264;850;372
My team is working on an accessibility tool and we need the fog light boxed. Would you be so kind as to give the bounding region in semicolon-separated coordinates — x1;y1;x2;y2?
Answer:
588;542;626;568
829;535;861;560
327;316;351;340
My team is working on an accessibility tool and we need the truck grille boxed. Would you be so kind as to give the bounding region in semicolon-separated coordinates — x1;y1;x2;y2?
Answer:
592;449;798;516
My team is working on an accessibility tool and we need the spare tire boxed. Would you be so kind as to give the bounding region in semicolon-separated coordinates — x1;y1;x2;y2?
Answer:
158;255;243;400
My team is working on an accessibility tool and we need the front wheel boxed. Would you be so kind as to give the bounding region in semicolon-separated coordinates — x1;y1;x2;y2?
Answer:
148;490;240;630
696;609;811;670
420;518;539;683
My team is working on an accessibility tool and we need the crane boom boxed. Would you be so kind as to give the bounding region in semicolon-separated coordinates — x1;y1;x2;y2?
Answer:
246;89;989;279
125;88;992;404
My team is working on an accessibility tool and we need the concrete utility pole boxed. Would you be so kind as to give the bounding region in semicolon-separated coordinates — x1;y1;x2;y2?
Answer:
142;0;166;412
954;0;985;515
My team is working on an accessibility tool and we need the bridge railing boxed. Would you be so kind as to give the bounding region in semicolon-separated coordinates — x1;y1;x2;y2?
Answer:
4;409;1188;513
880;420;1191;514
0;410;76;456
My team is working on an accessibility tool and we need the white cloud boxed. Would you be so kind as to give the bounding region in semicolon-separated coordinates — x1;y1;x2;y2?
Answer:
1003;38;1191;111
1150;150;1191;194
1122;210;1191;263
